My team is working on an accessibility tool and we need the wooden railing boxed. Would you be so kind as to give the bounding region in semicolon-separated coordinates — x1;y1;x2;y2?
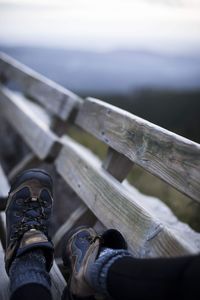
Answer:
0;52;200;298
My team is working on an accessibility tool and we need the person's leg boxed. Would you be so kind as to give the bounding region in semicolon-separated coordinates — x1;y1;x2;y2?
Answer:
106;254;200;300
5;169;54;300
62;226;200;300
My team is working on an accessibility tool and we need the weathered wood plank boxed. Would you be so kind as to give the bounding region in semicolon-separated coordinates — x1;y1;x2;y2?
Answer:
0;52;83;120
55;135;200;257
0;85;61;160
0;212;6;249
53;203;88;248
103;147;134;182
53;204;88;247
0;165;9;200
50;262;66;300
93;220;106;233
123;181;200;257
76;97;200;202
0;241;9;300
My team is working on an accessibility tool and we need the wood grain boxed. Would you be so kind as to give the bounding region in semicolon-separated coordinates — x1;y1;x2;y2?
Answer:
0;85;61;160
0;52;83;120
76;97;200;202
55;135;200;257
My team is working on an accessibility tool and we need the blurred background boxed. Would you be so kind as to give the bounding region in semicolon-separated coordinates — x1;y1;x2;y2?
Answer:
0;0;200;231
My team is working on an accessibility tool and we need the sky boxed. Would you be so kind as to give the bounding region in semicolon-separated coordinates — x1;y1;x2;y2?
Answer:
0;0;200;54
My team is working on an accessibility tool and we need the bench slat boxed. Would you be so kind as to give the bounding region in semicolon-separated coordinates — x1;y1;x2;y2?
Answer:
0;241;9;300
0;86;61;160
0;165;9;200
55;135;200;257
0;52;82;120
76;97;200;202
53;203;88;248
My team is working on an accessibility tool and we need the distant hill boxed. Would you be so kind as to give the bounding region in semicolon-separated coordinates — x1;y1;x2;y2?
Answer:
0;46;200;95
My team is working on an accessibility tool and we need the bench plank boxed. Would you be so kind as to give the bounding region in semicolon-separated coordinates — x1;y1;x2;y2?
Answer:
0;86;61;160
0;241;9;300
55;135;200;257
0;52;83;120
53;203;88;248
50;262;66;300
0;165;10;200
76;97;200;202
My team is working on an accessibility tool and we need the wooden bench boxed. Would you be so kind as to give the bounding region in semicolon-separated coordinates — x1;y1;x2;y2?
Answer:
0;52;200;299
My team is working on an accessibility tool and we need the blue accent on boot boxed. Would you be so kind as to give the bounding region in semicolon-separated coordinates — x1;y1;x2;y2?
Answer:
5;169;54;273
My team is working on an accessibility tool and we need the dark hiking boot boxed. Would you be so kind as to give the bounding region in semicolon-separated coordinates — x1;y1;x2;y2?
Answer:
5;169;54;274
62;226;127;299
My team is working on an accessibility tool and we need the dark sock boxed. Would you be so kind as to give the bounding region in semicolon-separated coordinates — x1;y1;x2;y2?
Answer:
10;283;52;300
9;249;52;300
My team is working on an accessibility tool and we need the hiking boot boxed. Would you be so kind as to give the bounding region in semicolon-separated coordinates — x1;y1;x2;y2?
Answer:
62;226;127;299
5;169;54;274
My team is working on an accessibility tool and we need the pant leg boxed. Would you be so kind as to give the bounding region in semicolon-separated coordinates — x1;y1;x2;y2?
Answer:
107;255;200;300
10;284;52;300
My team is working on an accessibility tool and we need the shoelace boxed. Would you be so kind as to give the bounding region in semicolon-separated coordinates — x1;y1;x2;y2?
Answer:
88;235;104;244
11;197;48;241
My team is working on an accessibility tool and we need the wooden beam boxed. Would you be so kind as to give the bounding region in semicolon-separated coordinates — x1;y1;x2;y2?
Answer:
0;165;9;200
0;86;61;161
0;165;10;211
0;213;6;249
76;97;200;202
0;52;83;121
53;204;88;248
103;147;134;182
55;135;200;257
50;262;66;300
0;241;9;300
